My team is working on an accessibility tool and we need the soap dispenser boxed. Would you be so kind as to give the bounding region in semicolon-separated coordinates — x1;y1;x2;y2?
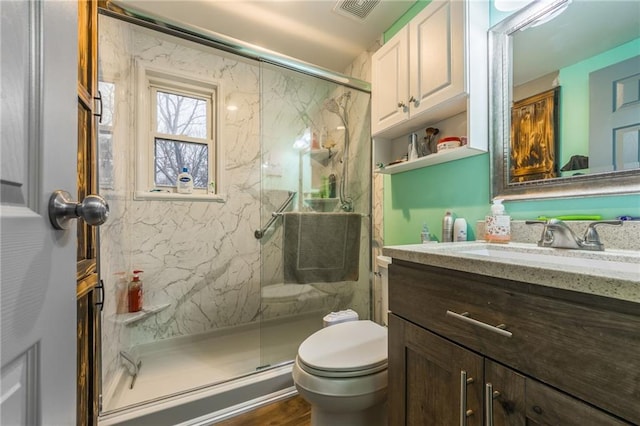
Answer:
485;199;511;243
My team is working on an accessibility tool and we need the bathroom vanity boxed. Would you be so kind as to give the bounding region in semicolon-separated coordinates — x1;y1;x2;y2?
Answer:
383;242;640;425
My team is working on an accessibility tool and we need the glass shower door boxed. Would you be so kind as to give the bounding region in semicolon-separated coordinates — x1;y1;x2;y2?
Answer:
258;63;372;369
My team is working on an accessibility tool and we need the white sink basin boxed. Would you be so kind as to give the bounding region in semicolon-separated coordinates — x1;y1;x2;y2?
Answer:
454;244;640;275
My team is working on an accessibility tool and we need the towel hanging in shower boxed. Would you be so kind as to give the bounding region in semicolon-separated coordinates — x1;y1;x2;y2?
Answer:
283;212;361;283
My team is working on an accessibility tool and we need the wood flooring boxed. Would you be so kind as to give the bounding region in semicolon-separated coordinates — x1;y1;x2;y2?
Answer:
214;395;311;426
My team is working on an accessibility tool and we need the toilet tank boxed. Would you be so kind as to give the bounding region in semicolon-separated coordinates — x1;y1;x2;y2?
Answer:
375;256;392;326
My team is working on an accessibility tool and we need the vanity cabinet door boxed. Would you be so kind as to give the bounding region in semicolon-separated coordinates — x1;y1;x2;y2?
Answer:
388;314;483;426
389;260;640;424
485;360;629;426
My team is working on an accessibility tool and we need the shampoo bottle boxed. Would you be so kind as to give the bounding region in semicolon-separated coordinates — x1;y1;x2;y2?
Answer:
177;167;194;194
454;218;467;242
485;199;511;243
115;272;129;314
128;270;144;313
442;210;454;242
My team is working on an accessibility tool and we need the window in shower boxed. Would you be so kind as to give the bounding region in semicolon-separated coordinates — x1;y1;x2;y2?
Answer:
98;80;115;190
134;63;221;199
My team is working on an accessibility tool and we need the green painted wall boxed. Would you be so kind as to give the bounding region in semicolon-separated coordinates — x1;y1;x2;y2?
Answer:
383;154;491;245
383;151;640;245
383;0;430;42
381;2;640;246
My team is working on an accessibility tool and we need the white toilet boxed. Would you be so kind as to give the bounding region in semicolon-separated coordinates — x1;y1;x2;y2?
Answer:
291;257;391;426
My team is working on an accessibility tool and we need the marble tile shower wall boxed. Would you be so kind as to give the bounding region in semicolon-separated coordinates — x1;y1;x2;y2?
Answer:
98;15;374;393
259;63;373;320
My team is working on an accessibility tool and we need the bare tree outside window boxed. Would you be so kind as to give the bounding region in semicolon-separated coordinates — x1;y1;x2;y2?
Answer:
98;81;115;189
154;90;210;188
155;139;208;187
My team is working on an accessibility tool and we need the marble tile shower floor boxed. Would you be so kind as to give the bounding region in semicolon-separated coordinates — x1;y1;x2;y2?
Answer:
104;312;322;412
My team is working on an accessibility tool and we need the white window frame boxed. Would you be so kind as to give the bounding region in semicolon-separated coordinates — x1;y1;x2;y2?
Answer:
134;61;225;201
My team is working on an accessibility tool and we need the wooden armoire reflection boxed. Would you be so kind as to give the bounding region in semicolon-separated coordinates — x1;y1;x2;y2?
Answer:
77;1;101;424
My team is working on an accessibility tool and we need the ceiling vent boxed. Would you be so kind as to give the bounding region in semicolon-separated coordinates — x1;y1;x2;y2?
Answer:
333;0;380;21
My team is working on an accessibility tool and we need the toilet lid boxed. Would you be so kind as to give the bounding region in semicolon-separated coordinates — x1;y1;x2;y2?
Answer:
297;320;387;374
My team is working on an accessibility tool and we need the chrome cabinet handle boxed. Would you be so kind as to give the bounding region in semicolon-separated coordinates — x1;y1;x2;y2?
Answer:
446;310;513;338
48;190;109;230
460;370;474;426
485;383;500;426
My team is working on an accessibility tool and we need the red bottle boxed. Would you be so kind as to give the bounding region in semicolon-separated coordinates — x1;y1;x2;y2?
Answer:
128;270;143;312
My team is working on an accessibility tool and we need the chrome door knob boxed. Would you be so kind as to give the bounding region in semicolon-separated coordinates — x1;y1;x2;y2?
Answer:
48;190;109;230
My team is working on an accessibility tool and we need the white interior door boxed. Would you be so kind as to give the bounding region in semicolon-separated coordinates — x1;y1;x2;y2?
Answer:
1;1;78;424
589;55;640;172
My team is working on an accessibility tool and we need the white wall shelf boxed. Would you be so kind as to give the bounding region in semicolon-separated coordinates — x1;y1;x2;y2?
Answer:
375;146;486;175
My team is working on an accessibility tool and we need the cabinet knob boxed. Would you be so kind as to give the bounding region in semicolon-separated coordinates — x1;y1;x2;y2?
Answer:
397;101;407;108
409;95;419;107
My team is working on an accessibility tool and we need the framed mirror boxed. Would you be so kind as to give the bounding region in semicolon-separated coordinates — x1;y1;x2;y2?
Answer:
489;0;640;200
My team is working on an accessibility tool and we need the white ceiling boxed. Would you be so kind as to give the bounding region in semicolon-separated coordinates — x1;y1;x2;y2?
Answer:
117;0;418;73
513;0;640;86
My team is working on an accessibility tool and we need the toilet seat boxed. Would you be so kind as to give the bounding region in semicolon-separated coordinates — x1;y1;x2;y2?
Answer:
297;320;387;378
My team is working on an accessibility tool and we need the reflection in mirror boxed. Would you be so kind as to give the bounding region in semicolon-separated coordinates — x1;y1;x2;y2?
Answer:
490;0;640;200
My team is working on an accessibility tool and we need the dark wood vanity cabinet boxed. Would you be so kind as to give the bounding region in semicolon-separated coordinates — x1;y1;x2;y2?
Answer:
388;260;639;425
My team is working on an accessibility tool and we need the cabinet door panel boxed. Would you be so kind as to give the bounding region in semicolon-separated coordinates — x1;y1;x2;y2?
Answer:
485;360;526;426
409;0;464;115
371;27;409;135
389;314;483;426
525;379;630;426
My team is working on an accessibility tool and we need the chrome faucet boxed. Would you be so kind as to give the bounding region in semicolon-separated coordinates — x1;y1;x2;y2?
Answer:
526;219;622;251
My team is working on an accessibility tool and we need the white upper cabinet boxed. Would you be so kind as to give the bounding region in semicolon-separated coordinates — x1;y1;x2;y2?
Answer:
372;0;465;138
371;27;409;133
409;0;464;118
371;0;489;173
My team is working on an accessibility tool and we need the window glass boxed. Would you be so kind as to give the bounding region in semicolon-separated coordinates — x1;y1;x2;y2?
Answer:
98;81;115;189
155;91;208;139
154;138;208;188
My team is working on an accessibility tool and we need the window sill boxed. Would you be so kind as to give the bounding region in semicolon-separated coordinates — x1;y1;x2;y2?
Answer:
134;190;226;202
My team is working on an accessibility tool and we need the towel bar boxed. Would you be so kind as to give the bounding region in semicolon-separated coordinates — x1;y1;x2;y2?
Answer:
254;191;296;239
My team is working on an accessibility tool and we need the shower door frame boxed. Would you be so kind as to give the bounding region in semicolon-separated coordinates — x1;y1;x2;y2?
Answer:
97;2;373;418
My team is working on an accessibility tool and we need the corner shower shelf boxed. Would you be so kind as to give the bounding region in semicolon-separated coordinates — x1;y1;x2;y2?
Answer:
310;148;336;164
304;197;339;212
110;303;171;326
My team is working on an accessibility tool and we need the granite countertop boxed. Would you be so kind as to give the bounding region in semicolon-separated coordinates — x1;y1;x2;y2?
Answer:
382;241;640;304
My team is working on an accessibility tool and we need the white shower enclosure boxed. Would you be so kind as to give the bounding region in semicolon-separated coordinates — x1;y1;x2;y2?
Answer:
97;10;372;420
